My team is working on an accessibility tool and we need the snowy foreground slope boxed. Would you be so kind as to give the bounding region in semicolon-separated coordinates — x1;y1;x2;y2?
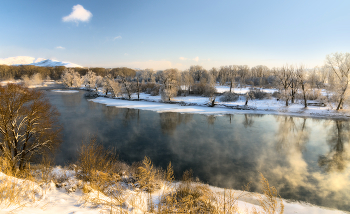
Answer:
0;56;83;68
0;168;346;214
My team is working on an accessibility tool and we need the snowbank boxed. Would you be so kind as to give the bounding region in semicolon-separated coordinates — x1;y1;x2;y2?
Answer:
0;168;346;214
89;94;350;119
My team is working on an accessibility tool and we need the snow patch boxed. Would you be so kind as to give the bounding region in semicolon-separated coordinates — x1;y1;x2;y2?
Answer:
52;89;79;93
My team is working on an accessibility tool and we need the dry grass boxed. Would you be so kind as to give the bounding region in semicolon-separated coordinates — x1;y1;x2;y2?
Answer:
0;158;39;209
257;173;284;214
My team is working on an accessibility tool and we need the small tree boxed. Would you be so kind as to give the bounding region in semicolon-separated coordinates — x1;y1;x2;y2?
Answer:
83;70;97;90
296;65;309;108
0;84;61;171
326;52;350;110
160;69;179;102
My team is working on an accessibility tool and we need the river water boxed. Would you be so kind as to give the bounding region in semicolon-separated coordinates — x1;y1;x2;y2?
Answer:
46;89;350;211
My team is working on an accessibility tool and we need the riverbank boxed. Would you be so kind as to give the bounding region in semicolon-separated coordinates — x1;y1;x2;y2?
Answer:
0;166;346;214
88;92;350;120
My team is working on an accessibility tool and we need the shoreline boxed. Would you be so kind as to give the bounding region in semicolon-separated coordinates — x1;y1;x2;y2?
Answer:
87;95;350;120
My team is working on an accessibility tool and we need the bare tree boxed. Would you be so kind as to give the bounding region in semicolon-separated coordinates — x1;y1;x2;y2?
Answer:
181;70;194;95
0;84;61;171
289;66;298;104
135;72;142;100
160;69;179;101
325;52;350;110
113;68;136;99
296;65;309;108
274;65;292;106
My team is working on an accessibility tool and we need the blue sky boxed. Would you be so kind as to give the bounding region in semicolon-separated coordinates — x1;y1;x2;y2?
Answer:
1;0;350;70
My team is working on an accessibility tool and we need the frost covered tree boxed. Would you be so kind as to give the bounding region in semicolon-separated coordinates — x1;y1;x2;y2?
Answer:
181;70;194;95
189;65;205;82
112;68;136;99
274;65;292;106
61;68;83;88
0;84;61;171
160;69;179;101
296;65;310;108
325;52;350;110
83;70;97;90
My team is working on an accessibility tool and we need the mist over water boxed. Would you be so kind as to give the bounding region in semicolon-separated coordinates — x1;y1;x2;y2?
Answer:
47;90;350;211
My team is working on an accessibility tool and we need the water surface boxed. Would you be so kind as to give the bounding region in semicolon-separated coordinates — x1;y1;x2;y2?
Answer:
46;90;350;211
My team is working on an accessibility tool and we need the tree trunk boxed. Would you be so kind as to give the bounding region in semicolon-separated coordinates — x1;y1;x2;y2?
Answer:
336;97;343;110
302;84;307;108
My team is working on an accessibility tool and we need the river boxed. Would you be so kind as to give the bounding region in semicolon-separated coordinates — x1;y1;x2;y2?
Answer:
46;89;350;211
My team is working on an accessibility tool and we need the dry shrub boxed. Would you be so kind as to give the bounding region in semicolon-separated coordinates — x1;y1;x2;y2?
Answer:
249;89;272;99
77;139;131;213
307;89;322;100
258;173;284;214
76;138;120;182
158;169;219;213
220;92;239;102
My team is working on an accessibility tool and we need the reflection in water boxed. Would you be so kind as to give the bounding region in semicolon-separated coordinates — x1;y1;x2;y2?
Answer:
60;91;82;107
319;120;350;172
207;115;216;125
242;114;264;128
159;112;193;135
46;90;350;211
275;116;308;152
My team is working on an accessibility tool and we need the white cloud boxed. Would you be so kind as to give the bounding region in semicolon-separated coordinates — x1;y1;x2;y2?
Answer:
56;46;65;50
113;36;122;40
179;56;200;62
62;4;92;23
124;53;129;56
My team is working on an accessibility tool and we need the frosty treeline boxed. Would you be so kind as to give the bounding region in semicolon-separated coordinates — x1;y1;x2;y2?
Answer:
1;52;350;110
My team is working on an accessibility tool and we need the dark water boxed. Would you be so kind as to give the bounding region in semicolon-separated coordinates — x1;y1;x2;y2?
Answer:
46;89;350;211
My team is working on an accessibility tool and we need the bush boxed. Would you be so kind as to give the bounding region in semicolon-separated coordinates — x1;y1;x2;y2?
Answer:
76;138;120;182
142;83;160;96
219;92;239;102
249;89;272;99
272;91;281;98
307;89;322;100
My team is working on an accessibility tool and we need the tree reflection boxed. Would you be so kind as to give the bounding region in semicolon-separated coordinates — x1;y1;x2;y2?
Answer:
226;114;234;124
102;106;122;120
318;120;350;172
242;114;263;128
159;112;193;135
122;108;138;126
275;116;309;152
207;115;216;125
60;92;82;107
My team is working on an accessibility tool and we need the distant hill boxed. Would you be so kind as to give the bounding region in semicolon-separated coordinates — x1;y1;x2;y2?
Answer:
0;56;83;68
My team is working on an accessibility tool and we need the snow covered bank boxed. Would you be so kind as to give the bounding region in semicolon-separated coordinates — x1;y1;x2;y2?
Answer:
89;95;350;119
0;168;346;214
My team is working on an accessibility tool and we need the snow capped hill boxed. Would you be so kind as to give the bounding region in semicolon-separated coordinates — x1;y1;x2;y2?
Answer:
0;56;83;68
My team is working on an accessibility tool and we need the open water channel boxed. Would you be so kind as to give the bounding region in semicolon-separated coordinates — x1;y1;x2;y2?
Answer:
46;89;350;212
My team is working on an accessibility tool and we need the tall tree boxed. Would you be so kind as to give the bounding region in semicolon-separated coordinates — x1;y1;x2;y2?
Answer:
160;69;179;101
325;52;350;110
0;84;61;171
